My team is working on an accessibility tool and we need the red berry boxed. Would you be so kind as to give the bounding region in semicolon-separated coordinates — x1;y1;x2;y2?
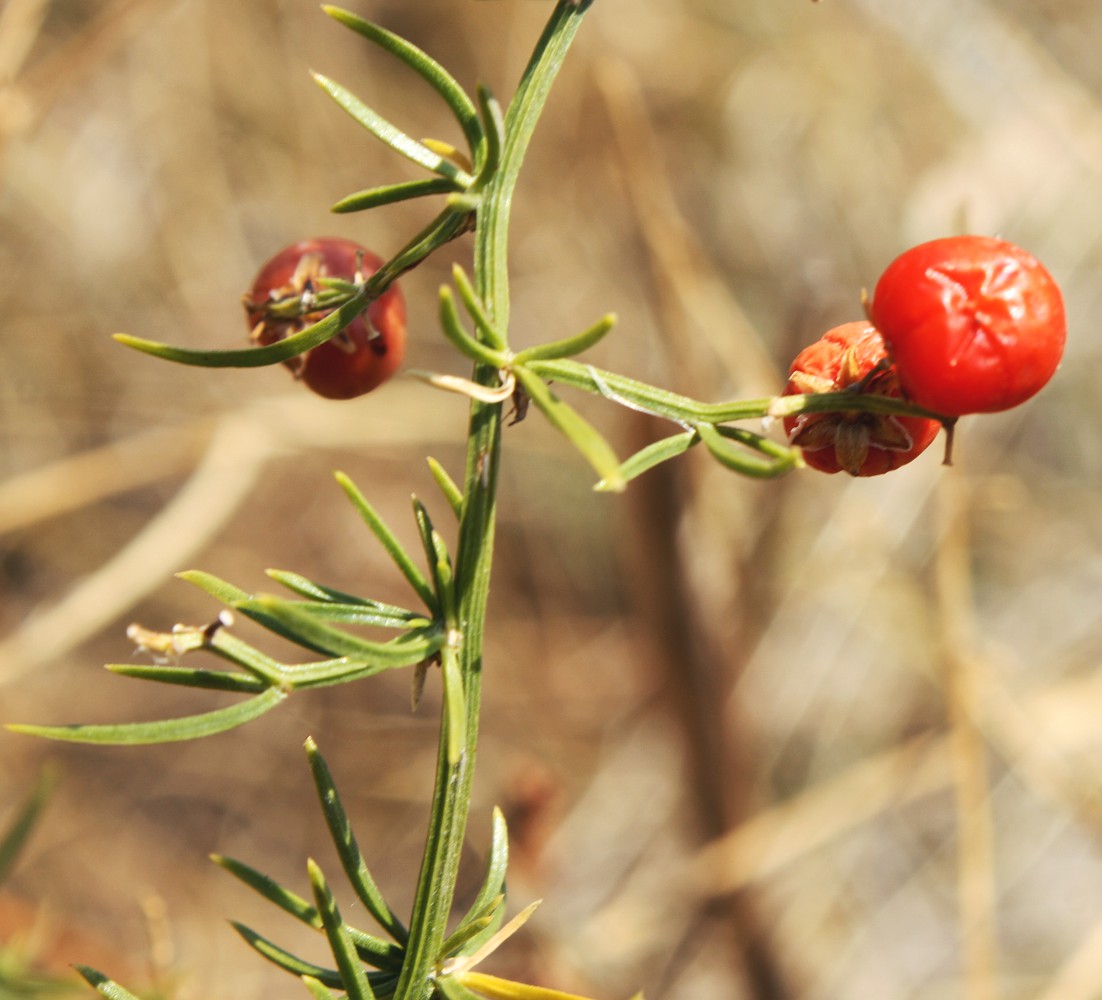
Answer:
783;322;941;477
244;238;406;400
869;236;1065;416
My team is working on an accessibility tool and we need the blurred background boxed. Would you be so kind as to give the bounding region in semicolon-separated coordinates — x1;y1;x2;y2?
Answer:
1;1;1100;998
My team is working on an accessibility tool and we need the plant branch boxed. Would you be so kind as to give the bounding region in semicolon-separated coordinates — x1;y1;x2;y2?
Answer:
393;4;594;999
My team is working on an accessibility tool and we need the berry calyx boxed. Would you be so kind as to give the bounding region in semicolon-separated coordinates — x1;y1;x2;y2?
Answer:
783;322;941;477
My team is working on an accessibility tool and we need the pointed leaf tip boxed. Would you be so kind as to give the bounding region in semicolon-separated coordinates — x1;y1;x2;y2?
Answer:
73;967;144;1000
7;687;287;745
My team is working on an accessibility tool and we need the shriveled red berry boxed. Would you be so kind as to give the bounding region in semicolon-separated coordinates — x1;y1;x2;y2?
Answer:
869;236;1065;416
244;237;406;400
783;322;941;477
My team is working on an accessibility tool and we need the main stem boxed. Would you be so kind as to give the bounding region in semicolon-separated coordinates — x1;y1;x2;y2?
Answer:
393;5;592;999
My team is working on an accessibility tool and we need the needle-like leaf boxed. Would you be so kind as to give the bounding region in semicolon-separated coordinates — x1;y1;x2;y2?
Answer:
7;688;287;745
265;600;430;630
214;853;404;970
114;289;367;368
594;430;698;491
309;859;378;1000
73;967;144;1000
313;73;473;187
439;900;502;966
695;422;801;479
105;663;268;693
439;286;510;368
451;265;506;350
427;457;464;518
231;922;344;987
473;84;505;186
332;177;462;214
234;596;442;668
265;569;383;605
441;644;467;767
306;739;409;944
452;808;509;940
512;314;616;364
335;473;439;612
302;976;340;1000
321;7;484;163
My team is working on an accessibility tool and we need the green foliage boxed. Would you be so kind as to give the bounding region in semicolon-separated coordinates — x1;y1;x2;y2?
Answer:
7;2;949;998
72;968;141;1000
6;462;462;748
208;743;525;1000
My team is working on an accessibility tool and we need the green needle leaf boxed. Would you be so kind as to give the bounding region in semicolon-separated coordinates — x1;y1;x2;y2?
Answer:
313;72;473;187
214;852;404;970
348;929;407;970
473;84;505;185
513;366;625;492
594;429;698;491
427;457;464;518
441;645;467;768
7;687;287;745
266;572;428;626
696;422;802;479
411;497;455;623
267;655;412;690
178;568;249;604
321;7;485;162
309;859;379;1000
269;600;431;630
215;854;322;926
73;967;144;1000
235;596;443;666
335;472;439;612
451;265;507;350
332;177;462;214
439;286;510;368
512;314;616;364
439;899;503;964
231;922;344;987
105;663;268;693
432;528;458;625
207;630;287;684
302;976;340;1000
453;808;509;939
265;569;382;605
114;289;368;368
306;738;410;944
181;568;431;656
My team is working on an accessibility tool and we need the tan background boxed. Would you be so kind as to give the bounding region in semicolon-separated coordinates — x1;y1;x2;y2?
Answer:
1;1;1100;999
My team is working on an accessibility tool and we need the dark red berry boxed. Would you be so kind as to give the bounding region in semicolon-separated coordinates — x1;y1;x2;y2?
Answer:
245;237;405;399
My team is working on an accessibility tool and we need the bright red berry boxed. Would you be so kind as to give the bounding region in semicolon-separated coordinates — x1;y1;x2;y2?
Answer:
783;322;941;477
244;238;406;400
869;236;1065;416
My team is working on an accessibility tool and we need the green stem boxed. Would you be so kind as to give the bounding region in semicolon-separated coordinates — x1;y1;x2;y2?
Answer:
526;358;950;426
392;5;592;999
